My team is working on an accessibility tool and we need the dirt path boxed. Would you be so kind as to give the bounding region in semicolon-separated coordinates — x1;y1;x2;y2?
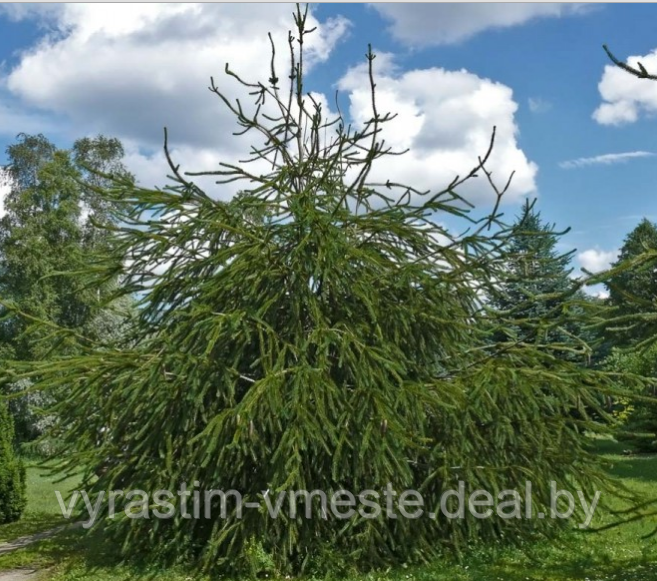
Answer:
0;526;68;557
0;524;79;580
0;571;38;580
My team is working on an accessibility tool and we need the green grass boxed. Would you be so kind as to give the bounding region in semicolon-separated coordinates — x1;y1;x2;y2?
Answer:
1;446;657;580
0;461;80;543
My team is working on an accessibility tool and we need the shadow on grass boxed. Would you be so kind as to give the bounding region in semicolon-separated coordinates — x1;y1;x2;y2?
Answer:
0;512;67;544
588;436;630;456
0;525;197;581
606;455;657;484
0;526;99;572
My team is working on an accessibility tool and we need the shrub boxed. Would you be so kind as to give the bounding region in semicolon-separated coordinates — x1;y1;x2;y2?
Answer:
0;399;26;523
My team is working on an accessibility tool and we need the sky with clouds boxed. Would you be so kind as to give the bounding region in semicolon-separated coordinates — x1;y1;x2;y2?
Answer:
1;3;657;294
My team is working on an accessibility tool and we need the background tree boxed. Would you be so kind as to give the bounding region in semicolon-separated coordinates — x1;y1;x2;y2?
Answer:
596;49;657;460
488;199;588;355
605;218;657;346
0;134;133;444
604;342;657;452
1;9;643;575
600;218;657;453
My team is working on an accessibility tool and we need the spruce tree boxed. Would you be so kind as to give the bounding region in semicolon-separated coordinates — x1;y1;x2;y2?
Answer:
489;199;584;350
597;48;657;458
2;8;643;574
605;218;657;346
602;219;657;453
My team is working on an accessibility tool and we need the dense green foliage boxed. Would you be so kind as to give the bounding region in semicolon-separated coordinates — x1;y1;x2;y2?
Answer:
2;444;657;581
0;10;648;576
602;219;657;452
0;400;26;523
605;343;657;452
488;200;589;352
606;218;657;347
0;134;133;443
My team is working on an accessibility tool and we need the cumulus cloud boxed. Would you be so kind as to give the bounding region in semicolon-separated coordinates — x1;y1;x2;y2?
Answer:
372;4;589;46
2;4;536;207
3;4;349;194
120;140;269;200
337;55;538;205
593;49;657;125
559;151;654;169
577;248;618;273
579;283;610;299
6;4;349;151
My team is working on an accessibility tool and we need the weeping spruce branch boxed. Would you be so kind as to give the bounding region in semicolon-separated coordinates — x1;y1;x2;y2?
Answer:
0;7;651;574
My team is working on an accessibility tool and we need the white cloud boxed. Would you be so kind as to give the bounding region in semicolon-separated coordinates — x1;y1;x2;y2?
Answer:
120;140;267;200
559;151;654;169
372;4;589;46
593;49;657;125
577;248;618;273
528;97;551;114
1;4;351;194
2;4;536;207
579;283;610;299
337;56;538;205
4;4;349;173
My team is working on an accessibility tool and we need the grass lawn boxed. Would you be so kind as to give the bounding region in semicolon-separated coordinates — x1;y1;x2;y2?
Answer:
0;462;80;544
1;445;656;580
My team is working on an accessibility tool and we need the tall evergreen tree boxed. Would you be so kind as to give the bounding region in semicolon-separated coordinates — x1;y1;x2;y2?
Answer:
489;200;580;349
594;49;657;457
2;9;643;574
602;219;657;453
605;218;657;346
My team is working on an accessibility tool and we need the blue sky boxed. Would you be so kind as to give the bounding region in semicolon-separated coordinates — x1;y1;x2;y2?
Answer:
1;4;657;291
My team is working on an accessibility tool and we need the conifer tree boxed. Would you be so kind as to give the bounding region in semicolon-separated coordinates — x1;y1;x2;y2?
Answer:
596;48;657;458
602;219;657;453
489;199;584;350
1;8;643;574
605;218;657;346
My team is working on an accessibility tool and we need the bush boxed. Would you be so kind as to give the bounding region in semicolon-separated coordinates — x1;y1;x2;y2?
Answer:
0;399;26;523
604;344;657;452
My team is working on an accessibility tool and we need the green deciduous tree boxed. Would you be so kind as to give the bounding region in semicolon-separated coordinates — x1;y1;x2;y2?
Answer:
604;343;657;452
0;133;133;443
2;9;644;574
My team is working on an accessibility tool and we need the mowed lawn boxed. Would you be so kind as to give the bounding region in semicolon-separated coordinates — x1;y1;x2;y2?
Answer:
0;462;80;544
1;445;656;581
